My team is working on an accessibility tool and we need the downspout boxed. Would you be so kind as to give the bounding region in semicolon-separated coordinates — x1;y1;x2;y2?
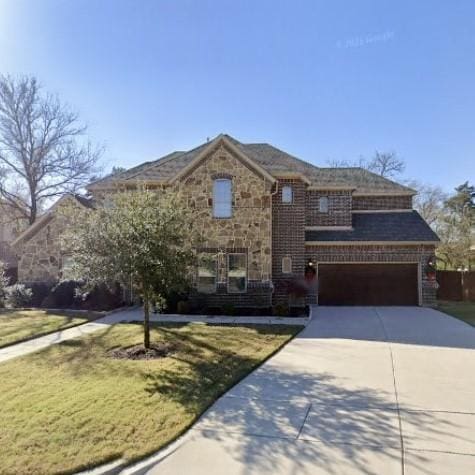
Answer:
268;180;279;306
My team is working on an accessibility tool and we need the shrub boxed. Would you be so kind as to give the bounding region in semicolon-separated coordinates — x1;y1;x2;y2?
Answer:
222;304;236;316
80;283;123;311
272;303;289;317
176;300;190;314
41;280;82;309
5;284;33;308
164;289;190;313
26;282;54;307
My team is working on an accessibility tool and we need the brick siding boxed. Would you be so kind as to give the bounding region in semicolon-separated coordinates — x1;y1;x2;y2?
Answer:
191;281;272;308
305;190;352;226
272;179;306;304
352;195;413;210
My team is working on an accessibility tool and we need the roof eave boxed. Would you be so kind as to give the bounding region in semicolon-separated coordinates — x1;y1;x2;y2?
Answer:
305;240;440;246
352;190;416;196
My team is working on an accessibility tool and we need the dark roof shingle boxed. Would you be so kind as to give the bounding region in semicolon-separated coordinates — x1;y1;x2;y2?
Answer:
306;211;440;242
89;134;415;194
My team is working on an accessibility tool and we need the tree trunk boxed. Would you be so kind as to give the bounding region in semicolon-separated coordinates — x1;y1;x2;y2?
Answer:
143;293;150;349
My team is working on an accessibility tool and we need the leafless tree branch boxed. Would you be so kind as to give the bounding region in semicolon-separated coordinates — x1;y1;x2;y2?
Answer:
0;75;102;224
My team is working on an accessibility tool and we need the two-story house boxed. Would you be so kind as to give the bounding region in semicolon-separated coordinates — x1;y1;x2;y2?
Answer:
13;134;439;307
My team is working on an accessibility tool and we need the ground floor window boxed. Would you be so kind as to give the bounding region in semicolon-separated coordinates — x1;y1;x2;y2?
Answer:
227;253;247;293
282;256;292;274
197;256;217;293
61;255;75;280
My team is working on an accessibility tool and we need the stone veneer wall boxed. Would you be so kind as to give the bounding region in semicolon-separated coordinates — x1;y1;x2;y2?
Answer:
352;195;413;210
305;244;437;306
176;143;273;307
305;190;352;226
272;178;306;305
17;215;66;283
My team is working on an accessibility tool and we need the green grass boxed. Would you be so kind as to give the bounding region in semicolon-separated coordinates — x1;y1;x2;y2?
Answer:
438;301;475;326
0;309;101;348
0;322;301;475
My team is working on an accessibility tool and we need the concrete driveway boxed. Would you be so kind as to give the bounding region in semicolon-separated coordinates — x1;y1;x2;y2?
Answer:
146;307;475;475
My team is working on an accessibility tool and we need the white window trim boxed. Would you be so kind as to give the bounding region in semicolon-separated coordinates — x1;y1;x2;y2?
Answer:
319;196;329;213
197;257;218;294
213;178;233;218
282;185;293;204
282;256;292;274
227;253;248;293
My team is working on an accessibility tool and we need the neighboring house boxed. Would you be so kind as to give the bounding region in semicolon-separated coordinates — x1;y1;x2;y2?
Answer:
12;195;94;283
13;134;440;306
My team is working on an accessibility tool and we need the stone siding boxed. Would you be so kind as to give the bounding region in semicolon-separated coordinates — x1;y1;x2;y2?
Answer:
17;215;65;283
176;143;273;306
305;190;352;227
352;195;413;210
305;244;437;306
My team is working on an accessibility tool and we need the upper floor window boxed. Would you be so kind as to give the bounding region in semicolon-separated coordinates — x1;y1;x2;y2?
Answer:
282;185;293;204
319;196;329;213
213;179;232;218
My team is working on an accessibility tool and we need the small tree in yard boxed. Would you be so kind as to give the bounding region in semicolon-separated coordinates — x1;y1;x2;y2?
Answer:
65;189;197;349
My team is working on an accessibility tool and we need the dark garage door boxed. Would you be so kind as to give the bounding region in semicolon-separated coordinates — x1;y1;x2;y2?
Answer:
318;264;419;306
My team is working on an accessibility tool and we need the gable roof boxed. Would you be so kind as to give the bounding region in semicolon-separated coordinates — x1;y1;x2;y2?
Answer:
12;194;94;247
169;135;276;184
306;211;440;243
88;134;415;195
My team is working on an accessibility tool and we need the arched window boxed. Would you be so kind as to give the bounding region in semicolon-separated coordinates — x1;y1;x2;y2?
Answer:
282;256;292;274
319;196;329;213
213;179;232;218
282;185;293;203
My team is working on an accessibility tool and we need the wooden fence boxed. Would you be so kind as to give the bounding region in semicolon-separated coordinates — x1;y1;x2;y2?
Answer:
437;271;475;301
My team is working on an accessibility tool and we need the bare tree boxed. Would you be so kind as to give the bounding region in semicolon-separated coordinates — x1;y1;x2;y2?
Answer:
327;151;405;179
366;151;405;178
406;180;447;227
0;75;101;224
325;157;366;168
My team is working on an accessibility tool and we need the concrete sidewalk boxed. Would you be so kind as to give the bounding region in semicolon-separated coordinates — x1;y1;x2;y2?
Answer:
143;306;475;475
0;309;132;363
0;307;307;363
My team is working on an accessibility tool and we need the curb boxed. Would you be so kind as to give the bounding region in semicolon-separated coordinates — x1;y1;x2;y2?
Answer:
75;458;126;475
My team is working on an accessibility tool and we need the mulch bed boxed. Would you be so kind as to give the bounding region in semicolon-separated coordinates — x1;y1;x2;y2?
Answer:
107;342;176;360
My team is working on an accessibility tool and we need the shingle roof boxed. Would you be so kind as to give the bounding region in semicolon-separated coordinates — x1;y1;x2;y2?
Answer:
89;134;415;194
306;211;440;242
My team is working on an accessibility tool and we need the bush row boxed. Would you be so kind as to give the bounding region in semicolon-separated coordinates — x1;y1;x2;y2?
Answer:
2;280;123;311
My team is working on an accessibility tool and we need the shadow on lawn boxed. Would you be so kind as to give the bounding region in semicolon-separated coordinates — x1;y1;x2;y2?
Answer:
0;312;88;348
143;334;465;475
36;321;288;381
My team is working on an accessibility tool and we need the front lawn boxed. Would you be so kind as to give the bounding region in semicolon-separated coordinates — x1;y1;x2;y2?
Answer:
0;321;301;475
438;300;475;326
0;309;101;348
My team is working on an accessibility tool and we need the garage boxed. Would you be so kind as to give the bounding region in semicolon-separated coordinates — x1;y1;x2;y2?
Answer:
317;263;419;306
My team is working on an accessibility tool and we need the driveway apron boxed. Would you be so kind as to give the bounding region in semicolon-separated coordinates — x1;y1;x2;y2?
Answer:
147;306;475;475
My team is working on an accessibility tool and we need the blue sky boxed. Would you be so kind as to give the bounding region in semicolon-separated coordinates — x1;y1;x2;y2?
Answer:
0;0;474;191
